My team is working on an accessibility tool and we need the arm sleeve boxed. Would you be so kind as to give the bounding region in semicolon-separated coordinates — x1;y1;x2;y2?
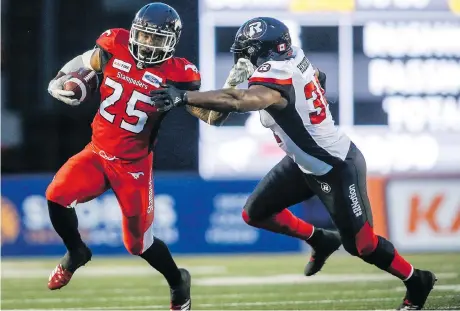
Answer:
60;54;86;74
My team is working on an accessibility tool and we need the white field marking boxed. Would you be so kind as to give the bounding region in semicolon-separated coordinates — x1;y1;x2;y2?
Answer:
3;283;459;305
1;265;227;279
194;272;458;286
1;295;457;311
398;284;460;292
196;295;457;308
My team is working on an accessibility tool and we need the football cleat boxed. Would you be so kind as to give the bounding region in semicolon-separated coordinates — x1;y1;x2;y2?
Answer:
397;269;437;310
304;228;341;276
170;268;191;311
47;244;92;290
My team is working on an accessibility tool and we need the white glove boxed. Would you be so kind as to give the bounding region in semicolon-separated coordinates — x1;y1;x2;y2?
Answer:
47;75;81;106
206;60;253;124
223;58;255;88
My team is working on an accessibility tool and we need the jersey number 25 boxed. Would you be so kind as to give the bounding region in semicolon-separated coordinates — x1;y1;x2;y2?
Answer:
99;77;152;133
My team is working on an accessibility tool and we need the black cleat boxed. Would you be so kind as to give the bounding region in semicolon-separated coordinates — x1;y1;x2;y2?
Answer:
48;244;92;290
304;228;341;276
170;268;191;311
397;269;437;310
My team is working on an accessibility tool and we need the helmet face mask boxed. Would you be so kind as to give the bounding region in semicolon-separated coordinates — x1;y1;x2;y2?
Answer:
128;3;182;68
230;41;263;66
129;24;177;65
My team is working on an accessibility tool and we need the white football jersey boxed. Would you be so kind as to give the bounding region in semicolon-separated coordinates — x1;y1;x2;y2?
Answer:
248;47;351;175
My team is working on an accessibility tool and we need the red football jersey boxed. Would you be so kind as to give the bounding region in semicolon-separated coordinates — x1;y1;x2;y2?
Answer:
91;28;201;160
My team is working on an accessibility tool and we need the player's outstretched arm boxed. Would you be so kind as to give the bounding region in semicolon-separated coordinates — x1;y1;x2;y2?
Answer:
184;59;253;125
186;85;283;113
151;84;284;113
185;106;229;126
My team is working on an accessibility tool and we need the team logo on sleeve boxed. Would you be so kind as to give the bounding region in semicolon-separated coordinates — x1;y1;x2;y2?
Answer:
244;19;267;39
185;64;198;73
113;59;132;73
102;29;112;37
257;63;271;73
142;72;163;87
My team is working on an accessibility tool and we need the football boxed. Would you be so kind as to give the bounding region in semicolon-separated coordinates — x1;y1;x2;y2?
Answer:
63;68;98;103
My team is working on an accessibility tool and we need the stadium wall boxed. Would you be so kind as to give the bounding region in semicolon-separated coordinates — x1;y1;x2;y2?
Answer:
1;174;459;256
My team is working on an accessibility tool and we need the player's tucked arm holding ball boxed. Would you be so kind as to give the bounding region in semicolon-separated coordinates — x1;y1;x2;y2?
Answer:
47;48;105;106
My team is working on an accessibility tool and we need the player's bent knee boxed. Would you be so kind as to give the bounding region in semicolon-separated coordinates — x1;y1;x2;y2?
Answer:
46;181;71;207
342;238;359;256
242;199;267;221
124;241;143;255
355;222;378;256
242;209;251;224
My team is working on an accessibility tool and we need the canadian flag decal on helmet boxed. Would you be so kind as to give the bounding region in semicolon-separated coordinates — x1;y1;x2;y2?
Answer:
277;43;286;52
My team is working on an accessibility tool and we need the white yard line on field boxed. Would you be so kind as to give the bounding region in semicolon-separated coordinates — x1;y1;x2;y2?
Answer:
1;294;457;311
1;265;227;279
194;272;458;286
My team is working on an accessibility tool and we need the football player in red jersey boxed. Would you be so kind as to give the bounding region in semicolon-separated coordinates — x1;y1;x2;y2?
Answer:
45;3;226;310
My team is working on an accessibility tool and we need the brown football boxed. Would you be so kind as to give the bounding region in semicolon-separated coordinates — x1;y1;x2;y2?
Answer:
63;68;98;103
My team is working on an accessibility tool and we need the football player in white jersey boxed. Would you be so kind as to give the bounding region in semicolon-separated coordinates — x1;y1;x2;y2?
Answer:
151;17;436;310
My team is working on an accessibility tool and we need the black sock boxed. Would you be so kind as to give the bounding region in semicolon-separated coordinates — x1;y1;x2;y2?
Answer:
140;237;182;287
47;200;83;251
361;236;396;270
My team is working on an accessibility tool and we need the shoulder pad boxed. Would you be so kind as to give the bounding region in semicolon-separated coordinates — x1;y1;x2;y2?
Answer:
96;28;129;53
249;61;293;85
164;58;201;90
168;58;200;82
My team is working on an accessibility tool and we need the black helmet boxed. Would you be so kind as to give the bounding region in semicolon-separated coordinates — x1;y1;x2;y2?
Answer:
230;17;292;67
129;3;182;67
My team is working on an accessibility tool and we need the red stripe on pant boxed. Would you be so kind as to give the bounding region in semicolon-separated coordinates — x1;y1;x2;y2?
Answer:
242;209;314;240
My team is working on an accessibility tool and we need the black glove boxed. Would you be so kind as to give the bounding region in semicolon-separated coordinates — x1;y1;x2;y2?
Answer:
150;84;188;112
317;70;327;91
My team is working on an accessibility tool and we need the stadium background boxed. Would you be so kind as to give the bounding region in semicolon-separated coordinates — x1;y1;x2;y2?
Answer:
2;0;459;259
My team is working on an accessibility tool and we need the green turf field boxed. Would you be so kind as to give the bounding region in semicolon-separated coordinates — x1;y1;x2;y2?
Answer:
2;252;459;310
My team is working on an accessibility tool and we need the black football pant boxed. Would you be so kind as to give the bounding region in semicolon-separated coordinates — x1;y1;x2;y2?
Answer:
244;143;397;271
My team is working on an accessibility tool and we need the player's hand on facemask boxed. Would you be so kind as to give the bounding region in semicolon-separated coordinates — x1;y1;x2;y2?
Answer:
47;75;80;106
223;58;255;88
150;84;188;113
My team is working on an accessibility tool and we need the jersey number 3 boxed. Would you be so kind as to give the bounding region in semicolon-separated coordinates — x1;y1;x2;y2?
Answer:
99;77;152;133
304;78;328;124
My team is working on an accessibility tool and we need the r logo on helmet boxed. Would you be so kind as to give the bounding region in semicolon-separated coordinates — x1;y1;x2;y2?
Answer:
245;19;267;39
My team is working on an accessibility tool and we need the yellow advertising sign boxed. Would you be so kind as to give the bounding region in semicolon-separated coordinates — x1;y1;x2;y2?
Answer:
449;0;460;14
290;0;355;12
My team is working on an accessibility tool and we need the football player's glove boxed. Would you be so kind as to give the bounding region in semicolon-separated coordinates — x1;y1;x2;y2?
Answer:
317;69;327;91
150;84;187;113
47;75;80;106
223;58;254;88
